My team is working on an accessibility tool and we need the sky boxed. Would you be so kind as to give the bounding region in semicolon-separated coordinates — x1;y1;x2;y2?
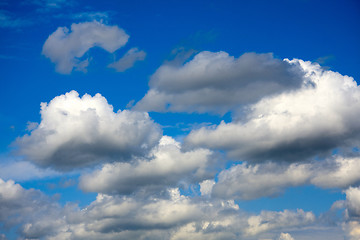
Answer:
1;0;360;239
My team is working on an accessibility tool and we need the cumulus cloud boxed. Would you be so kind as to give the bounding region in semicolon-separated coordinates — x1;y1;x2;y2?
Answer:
16;90;162;170
0;178;64;238
345;187;360;218
210;156;360;200
108;47;146;72
134;51;304;114
79;136;214;194
340;187;360;240
1;178;317;240
42;21;129;74
186;59;360;162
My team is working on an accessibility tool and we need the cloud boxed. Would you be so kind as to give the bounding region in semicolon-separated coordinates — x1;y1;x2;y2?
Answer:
341;187;360;240
1;178;317;240
278;232;295;240
134;51;304;114
186;59;360;162
16;90;162;171
0;159;59;182
0;178;64;237
343;221;360;240
212;162;310;200
108;47;146;72
42;21;129;74
79;136;214;194
210;156;360;200
245;209;315;236
345;187;360;218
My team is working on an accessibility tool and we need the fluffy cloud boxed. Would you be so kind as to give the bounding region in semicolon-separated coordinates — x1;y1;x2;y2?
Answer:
42;21;129;74
0;178;64;238
345;187;360;218
245;209;314;236
134;51;304;114
16;91;162;170
212;162;310;200
108;47;146;72
79;136;214;194
186;59;360;162
210;156;360;200
341;187;360;240
278;232;295;240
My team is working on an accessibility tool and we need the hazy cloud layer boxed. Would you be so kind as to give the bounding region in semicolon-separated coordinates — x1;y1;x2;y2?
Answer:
17;91;162;170
109;47;146;72
80;136;214;194
186;59;360;162
135;51;304;114
42;21;129;74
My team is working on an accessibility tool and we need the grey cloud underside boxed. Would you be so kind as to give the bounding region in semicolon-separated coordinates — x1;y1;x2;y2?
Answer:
134;51;305;114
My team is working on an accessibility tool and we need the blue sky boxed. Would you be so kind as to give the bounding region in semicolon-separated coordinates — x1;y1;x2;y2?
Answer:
1;0;360;239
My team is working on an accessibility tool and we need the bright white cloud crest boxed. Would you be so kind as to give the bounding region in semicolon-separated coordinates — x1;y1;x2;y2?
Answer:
42;21;129;73
17;90;162;170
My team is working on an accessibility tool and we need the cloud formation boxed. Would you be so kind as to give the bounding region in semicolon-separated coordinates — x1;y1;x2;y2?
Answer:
210;156;360;200
42;21;129;74
0;180;317;240
186;59;360;162
17;91;162;170
79;136;214;194
135;51;304;114
109;47;146;72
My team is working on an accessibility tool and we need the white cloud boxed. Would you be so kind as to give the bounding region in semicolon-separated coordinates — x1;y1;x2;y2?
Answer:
16;90;162;171
212;162;310;200
79;136;214;194
108;47;146;72
343;221;360;240
278;232;295;240
245;209;315;236
0;178;317;240
42;21;129;74
186;59;360;162
210;156;360;200
199;179;215;197
345;187;360;217
0;159;59;181
134;51;304;114
0;178;64;238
